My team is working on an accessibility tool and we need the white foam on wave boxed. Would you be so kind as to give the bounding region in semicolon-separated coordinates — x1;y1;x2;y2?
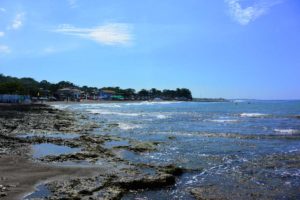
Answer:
274;129;300;135
87;109;170;119
156;114;168;119
209;119;238;123
118;123;142;130
124;101;180;106
51;104;70;110
81;103;121;108
87;109;141;117
240;113;269;118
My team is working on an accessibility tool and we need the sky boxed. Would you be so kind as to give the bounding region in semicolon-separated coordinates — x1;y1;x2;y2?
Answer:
0;0;300;99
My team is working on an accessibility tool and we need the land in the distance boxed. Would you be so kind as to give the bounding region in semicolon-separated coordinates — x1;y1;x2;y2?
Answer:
0;74;193;102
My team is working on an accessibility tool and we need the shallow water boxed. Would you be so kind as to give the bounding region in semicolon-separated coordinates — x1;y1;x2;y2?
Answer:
32;143;81;159
23;184;51;200
53;100;300;199
19;133;80;139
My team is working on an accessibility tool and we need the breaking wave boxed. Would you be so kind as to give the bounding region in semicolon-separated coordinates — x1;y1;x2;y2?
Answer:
209;119;239;123
240;113;270;118
156;114;168;119
118;123;142;130
51;104;70;110
87;109;142;116
81;103;121;108
274;129;300;135
124;101;180;106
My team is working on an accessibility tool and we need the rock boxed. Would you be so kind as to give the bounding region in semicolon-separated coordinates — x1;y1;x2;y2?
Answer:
160;164;184;176
113;173;176;190
129;141;159;152
93;186;124;200
40;152;99;162
168;136;176;140
190;187;229;200
0;192;7;197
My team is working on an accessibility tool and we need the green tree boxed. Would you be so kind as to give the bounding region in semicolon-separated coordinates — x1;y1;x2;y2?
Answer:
0;81;24;94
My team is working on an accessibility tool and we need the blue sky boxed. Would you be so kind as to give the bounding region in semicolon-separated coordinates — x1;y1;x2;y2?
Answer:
0;0;299;99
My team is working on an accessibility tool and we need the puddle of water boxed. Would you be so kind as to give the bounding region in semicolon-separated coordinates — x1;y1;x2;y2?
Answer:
19;133;80;139
32;143;81;159
23;184;51;199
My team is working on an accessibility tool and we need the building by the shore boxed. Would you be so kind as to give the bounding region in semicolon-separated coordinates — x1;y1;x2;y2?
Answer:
0;94;31;104
56;88;82;101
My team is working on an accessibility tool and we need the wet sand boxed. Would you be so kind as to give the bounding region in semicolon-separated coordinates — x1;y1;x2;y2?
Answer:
0;155;97;200
0;104;99;199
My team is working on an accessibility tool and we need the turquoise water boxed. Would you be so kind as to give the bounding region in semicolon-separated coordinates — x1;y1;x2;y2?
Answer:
55;100;300;199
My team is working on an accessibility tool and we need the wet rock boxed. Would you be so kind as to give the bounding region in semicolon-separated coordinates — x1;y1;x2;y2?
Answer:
190;187;228;200
0;192;7;197
160;164;184;176
128;141;160;152
168;136;176;140
40;152;99;162
113;173;176;190
92;186;124;200
107;123;119;128
79;135;106;144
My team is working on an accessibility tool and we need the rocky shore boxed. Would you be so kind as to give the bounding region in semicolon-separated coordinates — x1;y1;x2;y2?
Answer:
0;104;185;200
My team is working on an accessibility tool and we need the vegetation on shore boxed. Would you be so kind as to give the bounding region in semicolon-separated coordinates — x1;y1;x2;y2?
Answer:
0;74;192;101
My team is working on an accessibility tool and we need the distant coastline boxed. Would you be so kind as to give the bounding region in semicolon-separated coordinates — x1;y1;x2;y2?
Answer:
0;74;193;102
193;98;228;102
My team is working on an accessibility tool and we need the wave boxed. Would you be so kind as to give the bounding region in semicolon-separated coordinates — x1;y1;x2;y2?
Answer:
209;119;239;123
240;113;270;118
51;104;70;110
118;123;142;130
274;129;300;135
87;109;142;116
156;114;168;119
87;109;170;120
80;103;121;108
124;101;180;106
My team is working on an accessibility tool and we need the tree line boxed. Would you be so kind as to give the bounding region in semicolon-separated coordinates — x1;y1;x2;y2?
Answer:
0;74;193;100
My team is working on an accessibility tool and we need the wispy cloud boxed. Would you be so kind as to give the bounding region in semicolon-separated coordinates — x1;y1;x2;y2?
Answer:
42;44;79;55
67;0;78;8
9;12;25;30
0;32;5;37
0;8;6;12
225;0;282;25
0;45;11;54
53;23;133;46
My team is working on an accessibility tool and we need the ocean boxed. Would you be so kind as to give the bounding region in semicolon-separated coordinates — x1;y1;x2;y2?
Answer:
54;100;300;199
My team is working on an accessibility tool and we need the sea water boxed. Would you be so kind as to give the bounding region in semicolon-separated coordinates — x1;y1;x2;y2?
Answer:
55;100;300;199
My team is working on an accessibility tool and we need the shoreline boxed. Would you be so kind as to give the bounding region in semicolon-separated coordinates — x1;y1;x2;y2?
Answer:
0;103;183;199
0;104;100;199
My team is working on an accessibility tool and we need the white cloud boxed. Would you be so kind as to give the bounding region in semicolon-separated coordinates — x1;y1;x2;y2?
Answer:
54;23;133;46
0;32;5;37
0;8;6;12
10;12;25;30
0;45;11;54
225;0;282;25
